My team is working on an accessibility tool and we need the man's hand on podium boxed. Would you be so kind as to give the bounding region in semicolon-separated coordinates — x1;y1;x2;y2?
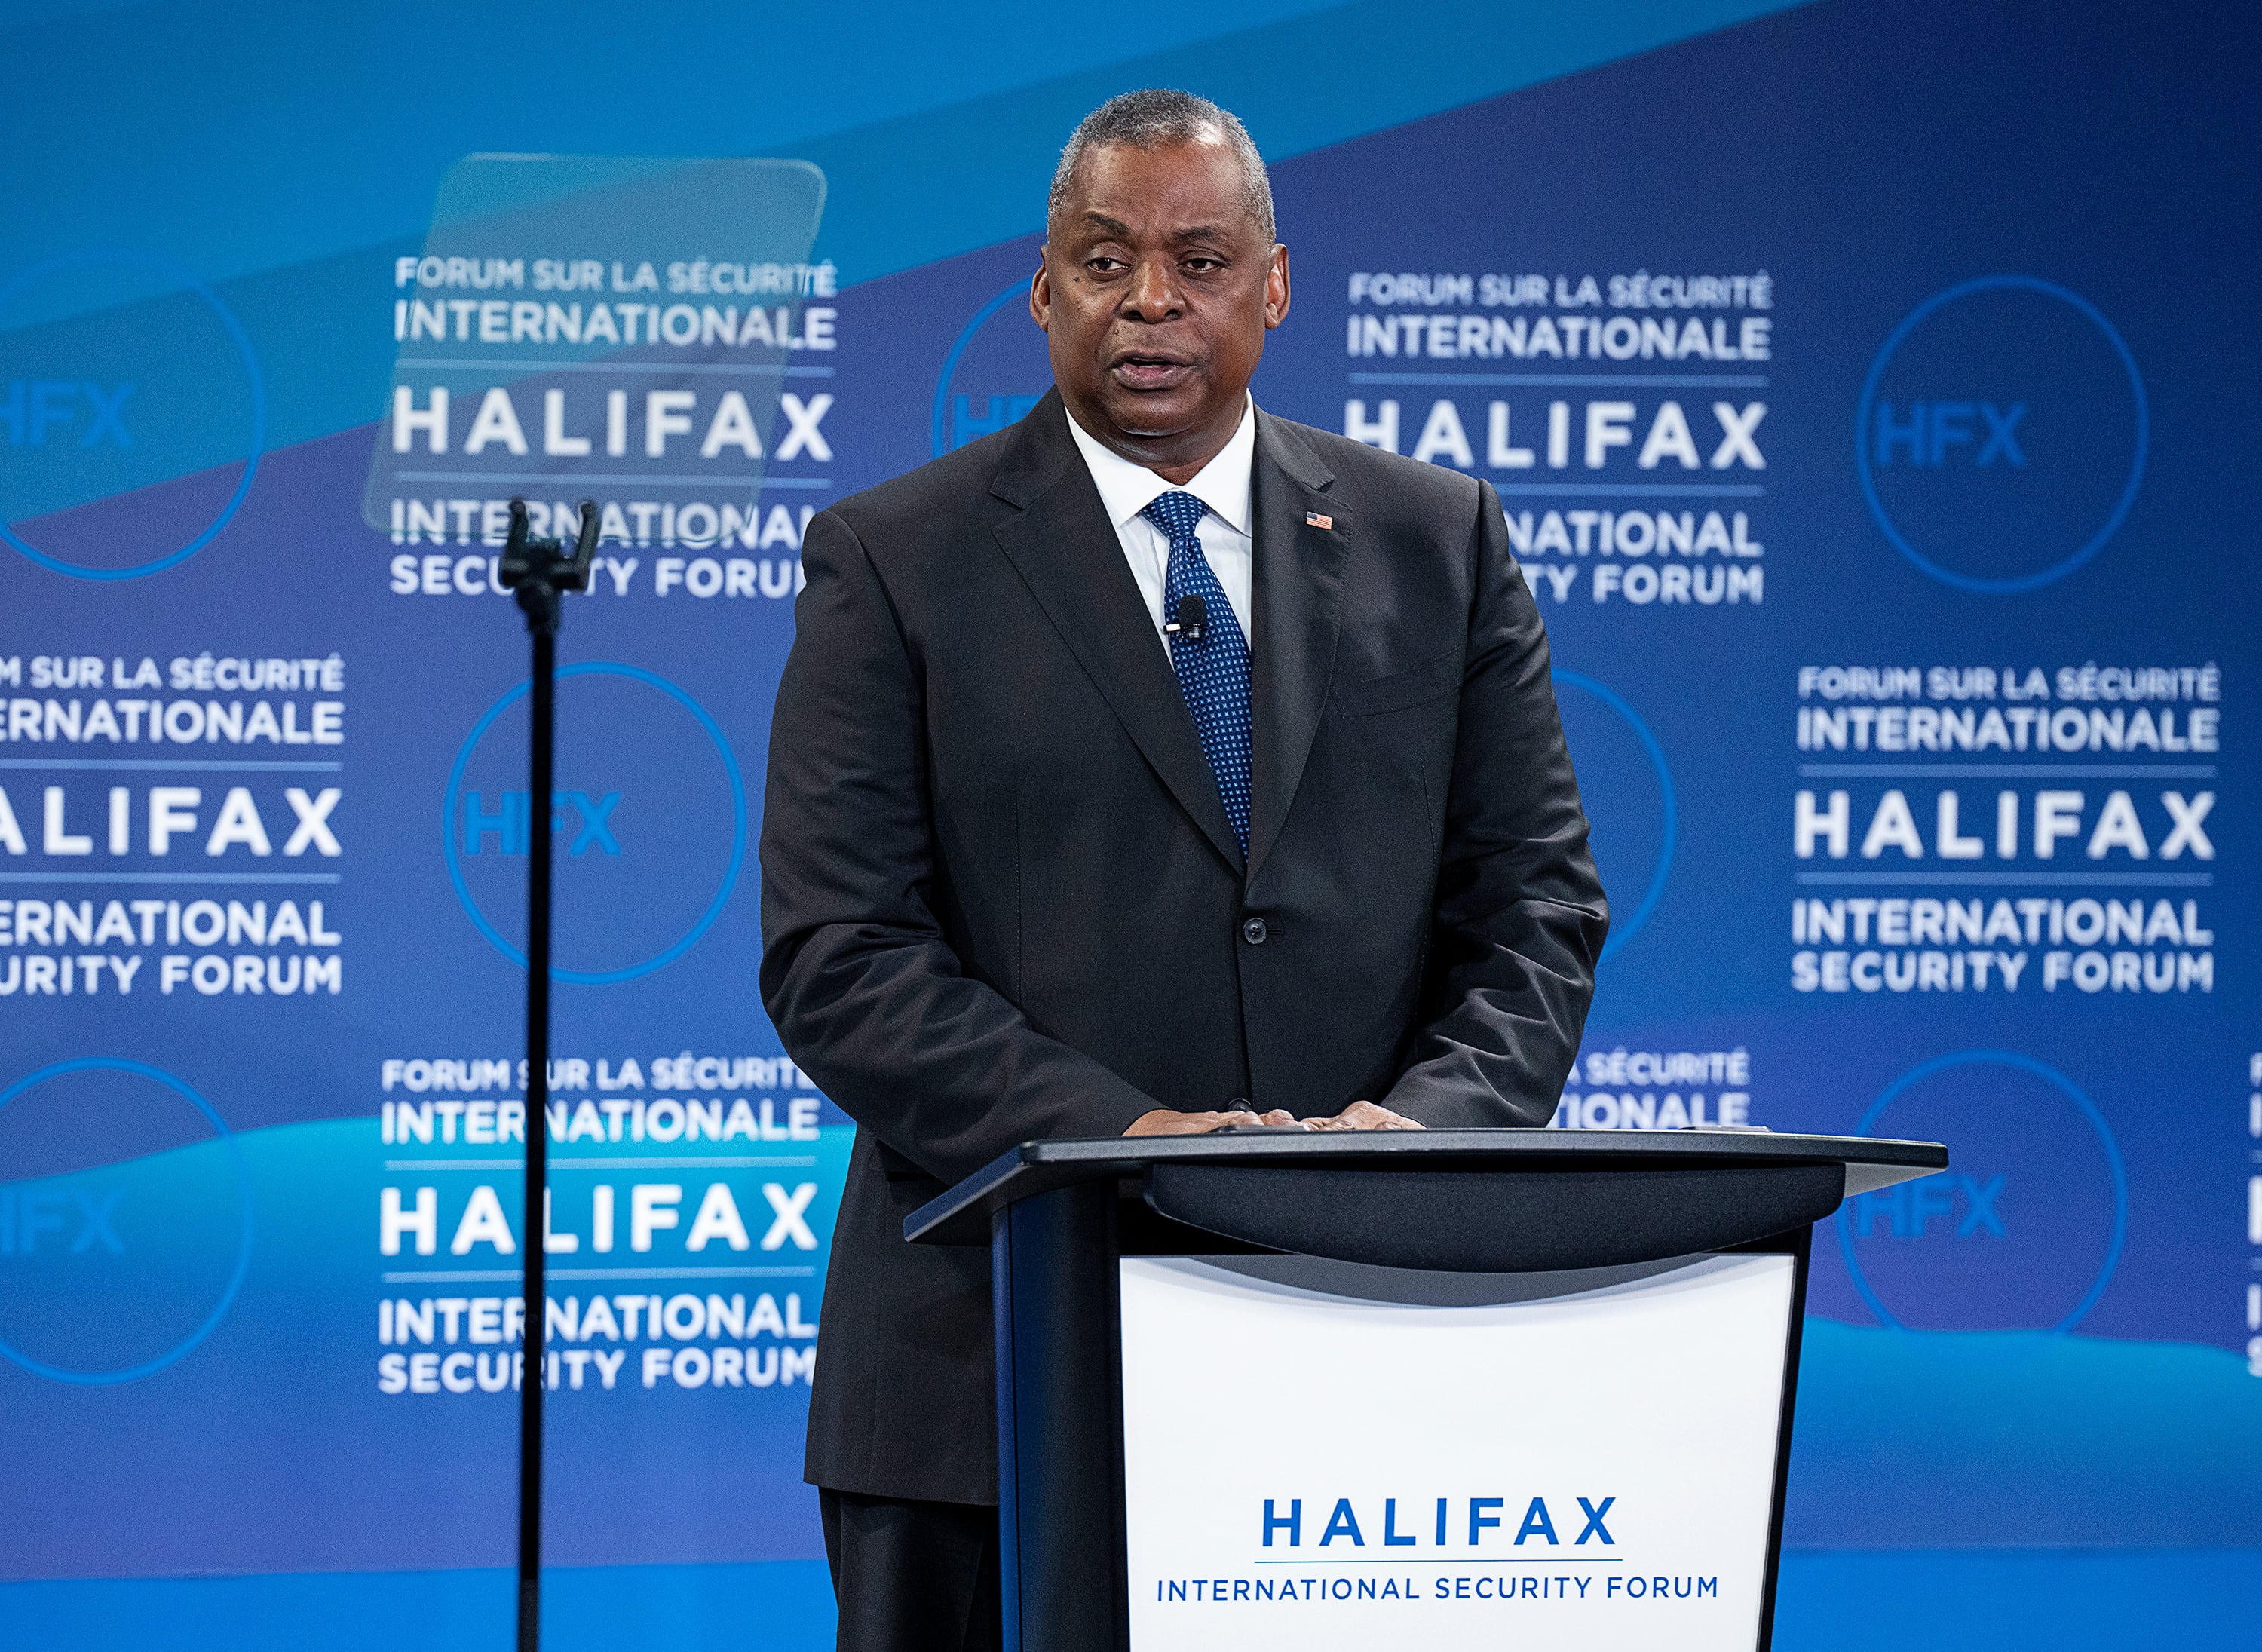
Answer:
1120;1101;1424;1136
1301;1100;1423;1132
1123;1107;1308;1136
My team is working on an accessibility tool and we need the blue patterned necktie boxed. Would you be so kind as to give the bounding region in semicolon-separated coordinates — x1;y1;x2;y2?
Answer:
1139;489;1253;857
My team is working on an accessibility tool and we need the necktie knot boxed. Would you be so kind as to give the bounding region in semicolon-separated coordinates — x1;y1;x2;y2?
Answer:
1140;489;1208;544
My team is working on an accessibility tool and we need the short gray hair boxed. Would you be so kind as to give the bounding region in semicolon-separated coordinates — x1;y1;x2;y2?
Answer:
1048;88;1276;243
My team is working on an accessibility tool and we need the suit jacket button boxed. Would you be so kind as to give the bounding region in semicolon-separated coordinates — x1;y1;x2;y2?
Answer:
1241;917;1268;945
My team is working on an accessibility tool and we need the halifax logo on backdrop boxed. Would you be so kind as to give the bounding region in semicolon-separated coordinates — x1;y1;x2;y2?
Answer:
1856;275;2145;595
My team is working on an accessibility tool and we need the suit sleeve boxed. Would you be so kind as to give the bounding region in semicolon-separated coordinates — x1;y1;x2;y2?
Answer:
759;508;1164;1185
1380;480;1609;1126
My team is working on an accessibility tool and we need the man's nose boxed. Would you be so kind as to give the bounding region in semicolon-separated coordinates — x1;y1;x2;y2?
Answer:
1120;256;1183;320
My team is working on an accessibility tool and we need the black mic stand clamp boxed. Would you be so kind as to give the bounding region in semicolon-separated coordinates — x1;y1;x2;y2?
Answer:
492;497;596;1652
498;498;599;637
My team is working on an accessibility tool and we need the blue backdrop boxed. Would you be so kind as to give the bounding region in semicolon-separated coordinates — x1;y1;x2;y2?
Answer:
3;1;2257;1646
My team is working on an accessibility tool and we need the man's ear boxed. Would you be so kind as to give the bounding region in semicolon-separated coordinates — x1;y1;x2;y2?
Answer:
1029;252;1053;333
1264;244;1292;330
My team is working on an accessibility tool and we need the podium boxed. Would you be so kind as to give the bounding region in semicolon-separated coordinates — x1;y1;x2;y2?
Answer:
909;1126;1948;1652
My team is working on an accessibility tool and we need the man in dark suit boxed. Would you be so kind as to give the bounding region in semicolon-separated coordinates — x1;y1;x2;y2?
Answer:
759;87;1606;1652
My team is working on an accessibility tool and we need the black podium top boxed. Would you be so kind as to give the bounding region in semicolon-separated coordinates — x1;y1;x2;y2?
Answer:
907;1127;1948;1273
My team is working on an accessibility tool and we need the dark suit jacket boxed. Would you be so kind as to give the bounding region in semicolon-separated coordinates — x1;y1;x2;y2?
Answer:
759;390;1606;1505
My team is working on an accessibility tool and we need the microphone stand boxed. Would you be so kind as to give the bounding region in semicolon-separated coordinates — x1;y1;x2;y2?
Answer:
495;497;597;1652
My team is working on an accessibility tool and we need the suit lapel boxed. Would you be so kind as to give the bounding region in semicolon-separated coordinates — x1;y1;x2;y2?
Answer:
1246;412;1347;883
990;393;1246;873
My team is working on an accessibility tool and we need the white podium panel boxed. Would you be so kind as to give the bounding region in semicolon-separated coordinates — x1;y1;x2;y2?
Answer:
1118;1251;1796;1651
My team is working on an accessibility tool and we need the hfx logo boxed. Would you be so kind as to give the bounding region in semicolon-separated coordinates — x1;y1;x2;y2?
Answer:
1840;1050;2124;1332
0;1185;124;1253
461;789;622;857
0;1059;253;1384
930;277;1051;457
1;382;133;448
444;664;743;984
1855;276;2144;594
0;250;264;579
1870;400;2024;469
1852;1172;2005;1239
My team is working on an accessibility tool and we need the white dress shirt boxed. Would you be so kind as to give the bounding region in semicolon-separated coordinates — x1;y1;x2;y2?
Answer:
1063;397;1256;654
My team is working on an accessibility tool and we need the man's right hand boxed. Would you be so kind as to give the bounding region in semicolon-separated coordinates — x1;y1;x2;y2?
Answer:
1124;1108;1309;1136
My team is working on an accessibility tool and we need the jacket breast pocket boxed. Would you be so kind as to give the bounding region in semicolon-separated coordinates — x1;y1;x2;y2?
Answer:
1329;647;1462;716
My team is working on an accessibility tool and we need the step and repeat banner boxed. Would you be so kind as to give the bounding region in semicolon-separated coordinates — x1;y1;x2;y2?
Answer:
2;0;2257;1629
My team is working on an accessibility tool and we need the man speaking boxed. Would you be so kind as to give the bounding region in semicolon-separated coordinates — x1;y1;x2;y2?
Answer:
760;88;1607;1652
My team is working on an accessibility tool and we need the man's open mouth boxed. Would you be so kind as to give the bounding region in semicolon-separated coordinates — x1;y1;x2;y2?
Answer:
1109;352;1197;391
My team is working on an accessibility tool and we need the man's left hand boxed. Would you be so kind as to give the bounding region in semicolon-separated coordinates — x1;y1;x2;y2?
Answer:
1301;1100;1424;1131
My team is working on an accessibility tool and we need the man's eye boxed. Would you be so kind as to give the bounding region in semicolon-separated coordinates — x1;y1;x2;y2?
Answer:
1184;258;1223;273
1087;257;1126;274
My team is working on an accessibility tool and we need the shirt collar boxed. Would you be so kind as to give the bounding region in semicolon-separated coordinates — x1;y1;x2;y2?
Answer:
1063;394;1257;538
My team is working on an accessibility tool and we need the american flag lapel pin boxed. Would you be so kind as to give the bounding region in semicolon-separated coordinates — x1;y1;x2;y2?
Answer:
1305;511;1334;530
